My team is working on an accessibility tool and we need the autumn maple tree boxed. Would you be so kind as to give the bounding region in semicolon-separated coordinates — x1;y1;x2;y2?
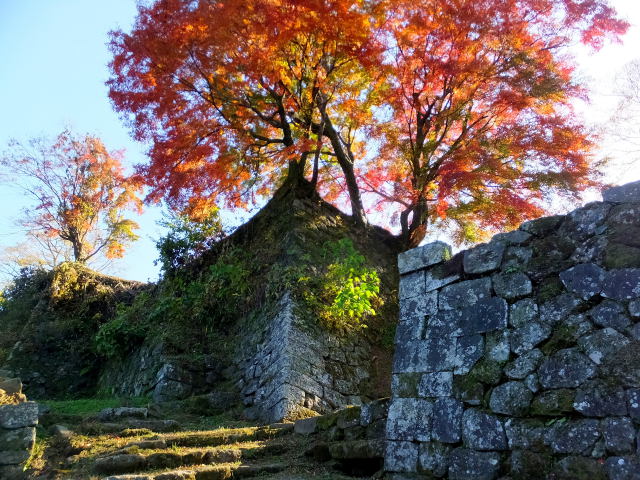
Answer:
108;0;628;249
1;131;142;264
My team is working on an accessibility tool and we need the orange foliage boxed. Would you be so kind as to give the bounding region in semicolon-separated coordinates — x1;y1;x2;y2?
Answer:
108;0;627;247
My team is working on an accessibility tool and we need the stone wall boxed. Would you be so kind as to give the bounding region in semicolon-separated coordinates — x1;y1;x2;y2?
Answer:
385;180;640;479
98;293;374;423
0;401;38;479
231;294;372;423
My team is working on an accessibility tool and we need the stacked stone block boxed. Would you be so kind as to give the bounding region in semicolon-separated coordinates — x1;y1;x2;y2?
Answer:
386;180;640;479
0;401;38;479
234;294;373;422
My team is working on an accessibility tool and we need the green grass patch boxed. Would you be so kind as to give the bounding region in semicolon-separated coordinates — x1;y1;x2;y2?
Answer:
42;396;148;416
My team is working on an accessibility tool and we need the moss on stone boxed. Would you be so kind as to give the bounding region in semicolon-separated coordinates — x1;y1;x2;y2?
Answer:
511;449;554;479
466;358;504;385
540;324;579;355
603;243;640;269
537;277;565;303
522;215;565;237
530;389;575;416
393;373;421;397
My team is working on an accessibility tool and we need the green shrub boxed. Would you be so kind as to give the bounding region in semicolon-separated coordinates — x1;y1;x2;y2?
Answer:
300;238;382;332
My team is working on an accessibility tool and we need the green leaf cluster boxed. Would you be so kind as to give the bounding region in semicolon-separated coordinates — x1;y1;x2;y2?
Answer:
300;238;382;332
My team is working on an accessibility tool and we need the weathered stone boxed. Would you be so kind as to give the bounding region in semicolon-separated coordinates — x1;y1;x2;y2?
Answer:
538;348;596;389
386;398;432;441
418;442;451;477
489;381;532;416
599;341;640;387
454;335;484;375
520;215;565;236
384;441;418;473
360;398;389;426
0;378;21;395
438;278;492;311
627;323;640;340
629;299;640;317
452;375;484;407
546;419;601;454
0;427;35;453
510;450;554;479
531;389;575;416
398;242;452;274
604;456;640;480
588;300;631;330
578;327;630;365
328;439;384;459
492;272;532;299
561;202;612;240
0;449;30;466
504;419;546;449
486;330;510;362
427;309;463;337
559;263;606;299
539;294;581;326
448;448;501;480
573;380;627;417
502;246;533;269
400;291;438;321
392;336;457;374
553;456;606;480
603;417;635;454
509;298;538;328
459;297;508;335
293;416;318;435
510;322;552;356
505;349;543;379
462;408;507;451
463;241;506;274
152;363;193;403
627;389;640;421
604;243;640;269
494;229;532;245
97;407;148;422
391;374;420;398
399;271;425;300
602;180;640;202
394;316;425;345
418;372;453;398
571;234;609;264
432;397;464;443
93;454;147;474
0;402;38;429
601;269;640;300
525;373;539;393
425;269;461;293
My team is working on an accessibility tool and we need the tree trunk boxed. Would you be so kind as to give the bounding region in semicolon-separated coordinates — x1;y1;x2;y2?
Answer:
401;197;429;250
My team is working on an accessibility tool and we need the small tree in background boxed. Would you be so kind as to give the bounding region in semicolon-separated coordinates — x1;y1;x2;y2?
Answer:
0;130;143;266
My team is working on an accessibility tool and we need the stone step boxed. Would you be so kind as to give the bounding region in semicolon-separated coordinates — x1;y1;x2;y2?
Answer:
159;424;292;449
94;441;289;475
101;462;286;480
79;419;181;435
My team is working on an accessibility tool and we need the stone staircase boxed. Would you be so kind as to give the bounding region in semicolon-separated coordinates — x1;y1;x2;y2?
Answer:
40;403;383;480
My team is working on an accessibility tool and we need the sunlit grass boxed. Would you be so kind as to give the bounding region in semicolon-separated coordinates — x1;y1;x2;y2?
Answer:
42;396;149;416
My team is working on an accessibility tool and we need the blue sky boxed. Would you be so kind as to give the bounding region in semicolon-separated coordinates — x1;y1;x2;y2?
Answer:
0;0;639;282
